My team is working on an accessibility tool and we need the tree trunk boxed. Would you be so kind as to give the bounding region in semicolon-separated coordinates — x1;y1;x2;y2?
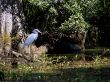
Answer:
0;0;25;56
0;0;26;68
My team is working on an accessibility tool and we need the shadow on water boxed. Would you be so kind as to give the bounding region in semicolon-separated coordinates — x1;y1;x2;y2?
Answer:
1;67;110;82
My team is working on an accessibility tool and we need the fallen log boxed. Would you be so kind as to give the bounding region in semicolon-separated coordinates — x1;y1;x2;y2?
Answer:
11;51;22;57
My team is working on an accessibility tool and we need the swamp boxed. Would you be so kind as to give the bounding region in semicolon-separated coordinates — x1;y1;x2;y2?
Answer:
0;0;110;82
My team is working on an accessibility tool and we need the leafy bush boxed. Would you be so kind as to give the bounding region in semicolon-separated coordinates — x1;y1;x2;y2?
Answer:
23;0;90;32
23;0;110;46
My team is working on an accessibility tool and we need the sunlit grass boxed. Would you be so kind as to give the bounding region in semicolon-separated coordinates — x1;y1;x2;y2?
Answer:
0;55;110;82
0;55;110;73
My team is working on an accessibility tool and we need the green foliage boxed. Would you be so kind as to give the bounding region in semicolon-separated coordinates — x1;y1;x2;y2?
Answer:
94;56;102;64
59;1;90;32
60;13;89;32
29;0;49;10
23;0;90;32
77;0;100;19
23;0;110;46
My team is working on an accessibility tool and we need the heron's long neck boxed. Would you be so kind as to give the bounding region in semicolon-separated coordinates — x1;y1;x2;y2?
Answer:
33;31;38;34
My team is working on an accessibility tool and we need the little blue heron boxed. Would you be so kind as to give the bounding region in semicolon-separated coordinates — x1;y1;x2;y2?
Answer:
22;29;41;49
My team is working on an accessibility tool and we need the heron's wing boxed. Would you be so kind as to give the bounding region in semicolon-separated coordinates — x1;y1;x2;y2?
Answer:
22;33;38;48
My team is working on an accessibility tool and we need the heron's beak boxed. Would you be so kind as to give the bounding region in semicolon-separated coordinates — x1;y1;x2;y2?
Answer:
39;31;42;34
36;29;42;33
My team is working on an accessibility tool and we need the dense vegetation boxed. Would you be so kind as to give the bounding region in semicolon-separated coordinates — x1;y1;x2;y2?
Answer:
22;0;110;47
0;0;110;82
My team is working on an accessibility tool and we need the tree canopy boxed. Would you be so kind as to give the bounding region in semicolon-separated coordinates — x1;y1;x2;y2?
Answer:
22;0;110;47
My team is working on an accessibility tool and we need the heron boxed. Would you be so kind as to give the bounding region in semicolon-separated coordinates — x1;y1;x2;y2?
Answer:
22;29;41;49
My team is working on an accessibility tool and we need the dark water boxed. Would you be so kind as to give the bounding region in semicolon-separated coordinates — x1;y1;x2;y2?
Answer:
1;67;110;82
